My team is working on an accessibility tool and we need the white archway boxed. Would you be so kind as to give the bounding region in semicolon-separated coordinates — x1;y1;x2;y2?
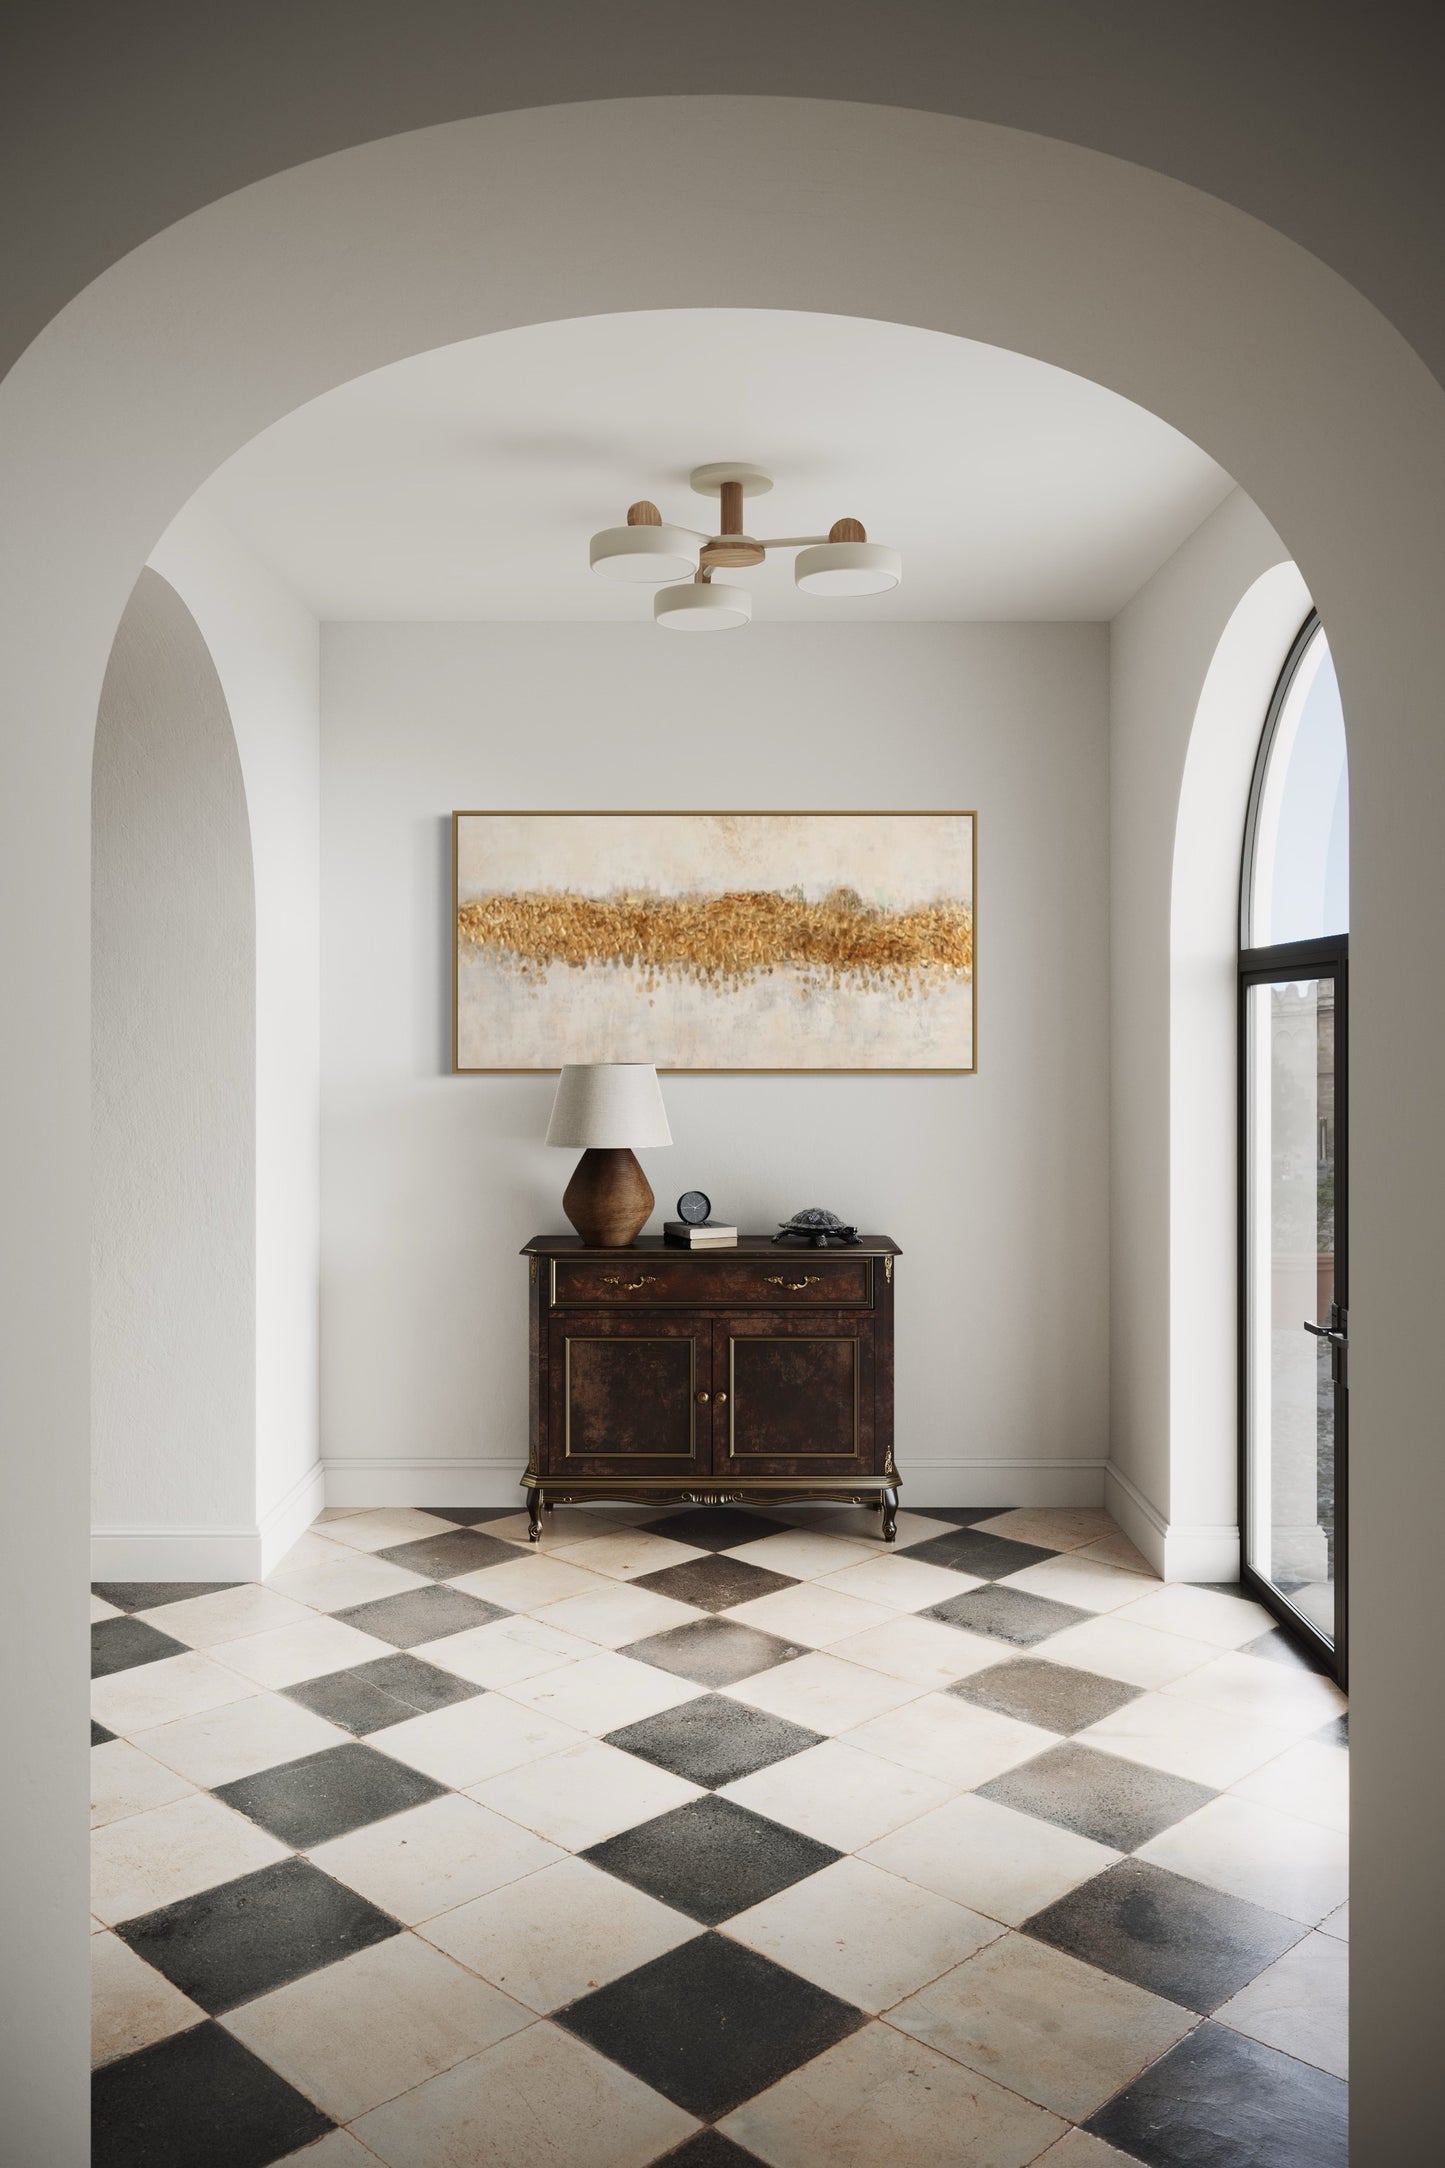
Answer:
3;97;1441;2148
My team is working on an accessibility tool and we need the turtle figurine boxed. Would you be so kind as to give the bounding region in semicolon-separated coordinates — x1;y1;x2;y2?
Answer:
774;1207;861;1248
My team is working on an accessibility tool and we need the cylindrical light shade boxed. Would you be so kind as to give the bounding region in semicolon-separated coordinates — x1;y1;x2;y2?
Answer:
654;581;751;631
794;541;902;596
589;525;700;583
545;1063;673;1148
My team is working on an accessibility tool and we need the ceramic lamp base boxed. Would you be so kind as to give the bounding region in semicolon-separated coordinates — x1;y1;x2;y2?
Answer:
561;1147;655;1248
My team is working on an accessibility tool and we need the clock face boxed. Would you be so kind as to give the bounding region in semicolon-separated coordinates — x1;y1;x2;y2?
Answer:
677;1190;712;1226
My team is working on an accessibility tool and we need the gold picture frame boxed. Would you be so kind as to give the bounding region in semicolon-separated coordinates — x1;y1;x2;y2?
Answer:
452;809;977;1074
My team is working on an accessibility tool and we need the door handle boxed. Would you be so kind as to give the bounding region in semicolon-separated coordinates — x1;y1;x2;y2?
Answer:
1302;1321;1345;1342
1303;1315;1348;1386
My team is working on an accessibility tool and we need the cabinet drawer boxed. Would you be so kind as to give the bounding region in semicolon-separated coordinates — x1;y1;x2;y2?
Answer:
550;1254;874;1309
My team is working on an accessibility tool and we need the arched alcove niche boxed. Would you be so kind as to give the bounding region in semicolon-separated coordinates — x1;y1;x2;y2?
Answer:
92;570;258;1570
3;97;1442;2150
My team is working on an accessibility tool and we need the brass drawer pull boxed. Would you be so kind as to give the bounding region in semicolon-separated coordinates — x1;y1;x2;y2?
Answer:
715;1390;728;1405
696;1389;710;1404
764;1273;822;1291
600;1274;657;1291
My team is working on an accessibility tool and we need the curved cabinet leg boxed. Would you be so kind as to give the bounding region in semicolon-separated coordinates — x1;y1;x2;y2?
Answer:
881;1487;899;1544
528;1489;544;1543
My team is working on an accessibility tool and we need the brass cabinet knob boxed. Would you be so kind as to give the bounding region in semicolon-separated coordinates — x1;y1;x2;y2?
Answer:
696;1390;710;1404
715;1391;728;1405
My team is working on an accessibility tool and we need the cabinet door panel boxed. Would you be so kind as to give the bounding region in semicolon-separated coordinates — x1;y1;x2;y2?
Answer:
713;1315;874;1477
547;1313;707;1477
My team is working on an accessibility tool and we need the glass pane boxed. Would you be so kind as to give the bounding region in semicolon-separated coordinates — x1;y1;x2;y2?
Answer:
1248;633;1349;945
1244;976;1337;1642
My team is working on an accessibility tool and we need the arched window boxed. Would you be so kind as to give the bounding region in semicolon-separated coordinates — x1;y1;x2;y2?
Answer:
1239;614;1347;1678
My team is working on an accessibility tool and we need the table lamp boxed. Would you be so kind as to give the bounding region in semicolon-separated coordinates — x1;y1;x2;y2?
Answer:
545;1062;672;1247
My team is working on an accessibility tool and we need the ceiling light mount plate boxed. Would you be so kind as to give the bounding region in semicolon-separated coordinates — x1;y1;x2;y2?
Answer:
689;463;774;500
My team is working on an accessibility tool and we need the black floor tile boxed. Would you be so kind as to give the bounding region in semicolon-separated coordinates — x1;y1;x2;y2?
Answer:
977;1740;1215;1850
558;1932;865;2120
417;1506;521;1526
654;2130;770;2167
92;1583;238;1615
642;1507;789;1551
1316;1711;1349;1747
923;1583;1091;1646
1243;1627;1333;1676
623;1618;806;1689
633;1553;801;1613
92;2020;332;2168
1086;2019;1348;2167
92;1720;116;1745
214;1741;446;1847
1026;1857;1304;2013
902;1507;1010;1527
606;1695;823;1789
283;1654;483;1736
376;1528;519;1579
331;1583;508;1647
949;1657;1143;1734
905;1528;1060;1579
583;1793;837;1925
92;1616;189;1678
116;1856;399;2013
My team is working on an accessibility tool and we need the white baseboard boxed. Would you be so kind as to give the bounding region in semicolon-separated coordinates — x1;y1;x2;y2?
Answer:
91;1460;325;1583
1104;1461;1240;1583
323;1456;1108;1511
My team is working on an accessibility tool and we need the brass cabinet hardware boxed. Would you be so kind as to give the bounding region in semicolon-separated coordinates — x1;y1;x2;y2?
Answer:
715;1390;728;1405
883;1255;893;1284
764;1273;821;1291
529;1256;538;1283
601;1273;657;1291
696;1389;711;1404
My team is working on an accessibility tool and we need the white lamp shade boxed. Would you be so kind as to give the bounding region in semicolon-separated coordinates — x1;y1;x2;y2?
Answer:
654;580;751;631
545;1063;673;1148
589;525;700;583
794;540;902;596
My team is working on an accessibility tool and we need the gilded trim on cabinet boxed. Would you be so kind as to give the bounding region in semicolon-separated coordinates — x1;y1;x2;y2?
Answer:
725;1336;861;1461
562;1335;696;1458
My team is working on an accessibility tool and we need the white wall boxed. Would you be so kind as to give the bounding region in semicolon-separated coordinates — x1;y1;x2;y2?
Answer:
150;511;325;1567
91;571;257;1558
320;622;1110;1509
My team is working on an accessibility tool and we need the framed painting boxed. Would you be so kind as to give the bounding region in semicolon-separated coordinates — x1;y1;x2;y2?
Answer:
452;810;975;1073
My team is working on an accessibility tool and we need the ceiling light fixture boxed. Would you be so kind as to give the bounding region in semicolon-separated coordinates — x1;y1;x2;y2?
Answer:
588;464;901;631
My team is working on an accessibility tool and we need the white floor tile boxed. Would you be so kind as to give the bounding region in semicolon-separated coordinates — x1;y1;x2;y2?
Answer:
209;1615;397;1689
223;1931;532;2121
447;1554;612;1612
500;1651;703;1734
91;1793;288;1924
547;1529;707;1581
1215;1929;1347;2077
1078;1691;1303;1788
844;1692;1056;1790
90;1652;258;1738
1160;1648;1347;1731
272;2131;379;2168
91;1931;203;2067
133;1691;351;1788
528;1581;705;1650
314;1506;368;1523
721;1582;897;1647
373;1695;584;1790
999;1555;1153;1614
720;2018;1066;2168
134;1584;315;1649
1230;1737;1349;1833
1136;1792;1349;1924
1072;1532;1155;1577
421;1855;699;2013
352;2021;696;2168
1029;1614;1219;1690
889;1931;1193;2120
309;1792;565;1922
725;1854;1002;2014
322;1508;461;1553
827;1616;1013;1688
91;1594;122;1623
469;1739;703;1852
1112;1583;1275;1649
971;1509;1117;1553
725;1528;879;1581
820;1508;956;1548
720;1651;922;1735
265;1549;431;1613
412;1614;595;1689
1320;1899;1350;1941
90;1739;197;1829
860;1793;1119;1927
719;1740;956;1853
1030;2135;1142;2168
815;1552;982;1612
487;1506;655;1549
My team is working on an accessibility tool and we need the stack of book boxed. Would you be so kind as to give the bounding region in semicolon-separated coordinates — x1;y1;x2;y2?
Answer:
663;1221;739;1248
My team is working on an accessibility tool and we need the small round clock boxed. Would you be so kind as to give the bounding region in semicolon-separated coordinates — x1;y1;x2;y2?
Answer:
676;1190;712;1227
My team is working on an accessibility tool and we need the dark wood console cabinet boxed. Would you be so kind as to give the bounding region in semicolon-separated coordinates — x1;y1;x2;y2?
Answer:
520;1234;902;1541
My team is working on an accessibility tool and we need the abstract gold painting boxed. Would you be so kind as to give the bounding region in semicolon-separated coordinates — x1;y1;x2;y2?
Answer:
452;811;975;1072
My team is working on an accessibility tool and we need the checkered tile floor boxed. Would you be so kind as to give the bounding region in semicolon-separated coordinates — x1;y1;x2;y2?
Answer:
90;1503;1349;2168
